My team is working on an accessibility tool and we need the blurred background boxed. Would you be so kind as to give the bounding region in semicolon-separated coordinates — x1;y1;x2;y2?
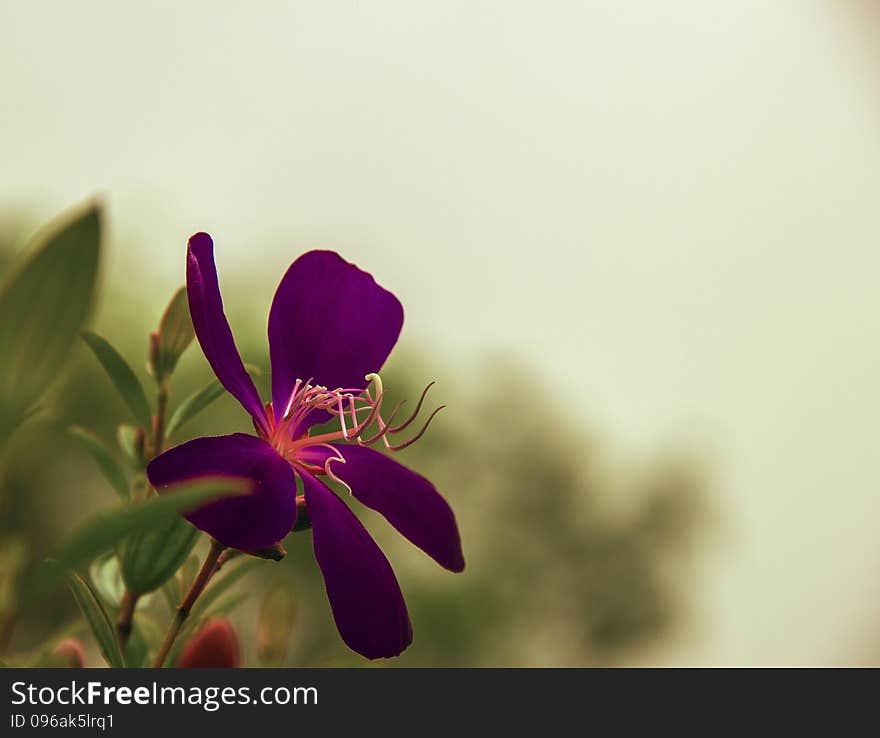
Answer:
0;0;879;666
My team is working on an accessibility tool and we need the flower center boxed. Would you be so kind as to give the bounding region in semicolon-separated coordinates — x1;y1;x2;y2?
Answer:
257;373;443;478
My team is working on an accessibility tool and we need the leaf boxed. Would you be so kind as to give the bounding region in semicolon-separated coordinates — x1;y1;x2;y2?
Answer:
151;287;194;380
25;478;250;601
123;615;158;668
165;380;225;439
190;559;261;622
121;516;200;595
0;204;101;444
160;579;180;615
82;331;152;430
165;364;261;439
116;424;146;470
69;426;129;500
66;572;124;668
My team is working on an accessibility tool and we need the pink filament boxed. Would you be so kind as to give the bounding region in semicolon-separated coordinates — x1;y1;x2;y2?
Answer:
260;375;444;474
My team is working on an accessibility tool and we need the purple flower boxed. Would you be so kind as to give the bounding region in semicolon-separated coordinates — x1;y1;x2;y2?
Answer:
147;233;464;659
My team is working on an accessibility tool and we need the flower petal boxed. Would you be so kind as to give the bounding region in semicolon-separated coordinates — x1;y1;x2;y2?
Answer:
147;433;296;550
187;233;267;431
328;444;464;572
299;469;412;659
268;250;403;425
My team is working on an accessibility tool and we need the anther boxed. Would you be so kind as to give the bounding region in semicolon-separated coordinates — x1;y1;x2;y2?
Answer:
389;381;435;434
385;405;445;451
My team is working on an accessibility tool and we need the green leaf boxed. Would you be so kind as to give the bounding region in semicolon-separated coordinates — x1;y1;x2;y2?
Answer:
82;331;152;430
160;579;180;615
26;478;249;601
121;516;200;595
150;287;194;380
69;426;129;500
66;572;124;668
116;424;146;470
123;615;158;668
165;364;260;439
190;559;261;622
0;204;101;444
165;380;225;439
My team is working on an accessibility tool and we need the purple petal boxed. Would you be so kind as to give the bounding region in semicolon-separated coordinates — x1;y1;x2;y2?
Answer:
299;469;412;659
147;433;296;550
268;250;403;425
187;233;267;431
327;444;464;572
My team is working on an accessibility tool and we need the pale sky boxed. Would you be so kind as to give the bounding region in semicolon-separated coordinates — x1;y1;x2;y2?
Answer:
2;1;879;665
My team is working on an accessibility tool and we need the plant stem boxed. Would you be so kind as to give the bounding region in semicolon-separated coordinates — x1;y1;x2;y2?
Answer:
152;378;169;457
115;469;152;652
115;372;170;650
152;538;226;668
116;590;140;653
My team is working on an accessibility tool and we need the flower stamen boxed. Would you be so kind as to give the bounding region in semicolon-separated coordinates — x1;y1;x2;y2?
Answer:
263;373;444;472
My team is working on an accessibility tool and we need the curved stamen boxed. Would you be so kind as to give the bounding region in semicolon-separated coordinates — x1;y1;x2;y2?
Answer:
357;399;406;446
268;373;444;468
385;405;445;451
389;381;435;434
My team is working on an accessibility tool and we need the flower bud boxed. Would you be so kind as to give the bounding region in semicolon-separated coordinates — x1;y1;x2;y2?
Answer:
149;287;195;381
257;584;297;666
52;638;86;668
177;618;240;668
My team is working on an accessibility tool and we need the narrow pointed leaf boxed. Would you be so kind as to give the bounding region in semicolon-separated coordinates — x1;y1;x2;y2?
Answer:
0;204;101;443
82;331;152;428
26;478;249;600
166;364;261;439
165;380;225;439
82;331;152;429
66;572;124;668
69;426;129;500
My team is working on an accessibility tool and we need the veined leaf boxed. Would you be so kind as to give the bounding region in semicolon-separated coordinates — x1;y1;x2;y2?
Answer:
82;331;152;430
69;426;129;500
66;572;124;668
26;478;249;600
0;204;101;444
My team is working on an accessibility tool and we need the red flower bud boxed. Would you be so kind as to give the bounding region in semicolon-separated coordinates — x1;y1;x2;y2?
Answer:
177;618;240;668
53;638;86;668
